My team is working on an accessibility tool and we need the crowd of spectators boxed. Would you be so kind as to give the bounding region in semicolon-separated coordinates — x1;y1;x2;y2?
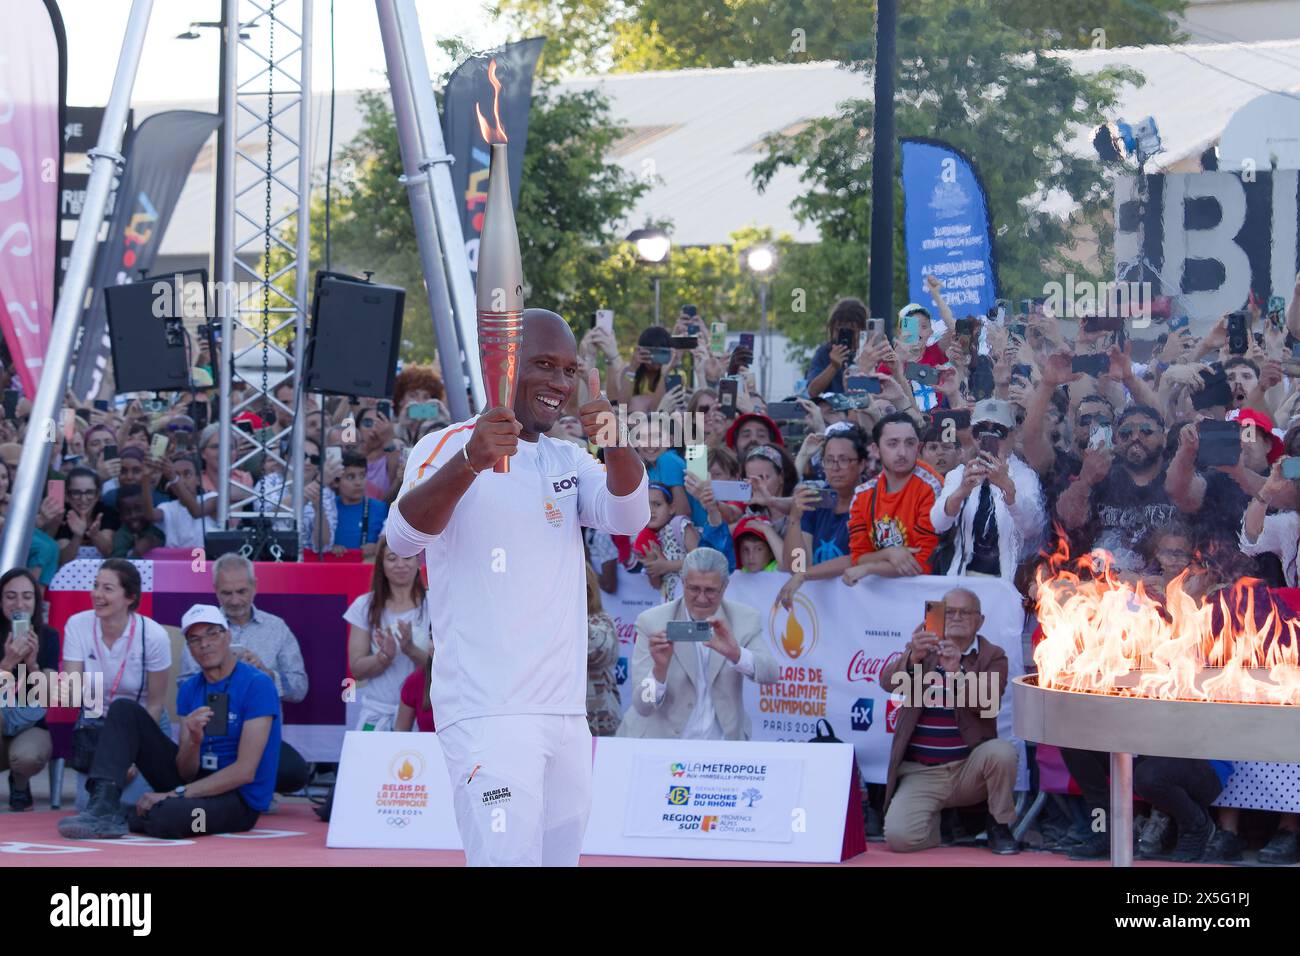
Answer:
3;274;1300;864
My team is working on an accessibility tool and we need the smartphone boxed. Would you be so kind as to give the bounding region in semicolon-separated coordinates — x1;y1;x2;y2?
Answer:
45;479;65;513
718;377;739;418
812;486;837;509
845;375;882;394
739;332;756;352
710;321;728;356
764;401;801;421
376;400;393;419
1071;354;1111;377
93;399;110;413
325;446;343;469
934;409;971;432
1267;296;1287;332
1283;457;1300;480
899;312;921;344
685;444;709;482
905;362;938;387
924;600;946;639
183;400;208;432
866;318;884;339
835;328;858;355
150;434;170;459
648;346;673;366
593;309;613;333
669;336;698;351
667;620;712;642
2;390;17;419
1169;314;1190;332
1088;425;1112;450
205;691;230;737
978;432;1001;457
103;444;119;462
687;323;700;336
711;479;752;502
1227;311;1250;355
10;611;29;643
1196;419;1241;468
407;401;442;420
664;373;684;393
682;305;699;319
1012;363;1033;381
1084;315;1124;334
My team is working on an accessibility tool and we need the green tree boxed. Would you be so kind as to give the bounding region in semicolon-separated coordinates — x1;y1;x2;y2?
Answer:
298;81;649;362
497;0;1187;75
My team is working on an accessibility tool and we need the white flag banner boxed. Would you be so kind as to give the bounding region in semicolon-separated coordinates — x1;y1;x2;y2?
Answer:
600;569;1029;789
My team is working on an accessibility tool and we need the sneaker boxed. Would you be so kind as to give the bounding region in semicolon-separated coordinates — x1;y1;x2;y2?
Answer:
1171;820;1215;863
1257;829;1300;865
1137;809;1173;859
8;784;33;812
1203;828;1245;863
987;819;1020;855
58;780;127;840
1068;832;1110;860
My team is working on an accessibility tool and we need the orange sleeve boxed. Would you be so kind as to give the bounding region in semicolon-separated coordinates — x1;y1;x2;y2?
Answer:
848;486;874;563
909;482;939;572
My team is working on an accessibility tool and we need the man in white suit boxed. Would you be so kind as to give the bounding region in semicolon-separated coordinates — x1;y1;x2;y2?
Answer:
619;548;779;740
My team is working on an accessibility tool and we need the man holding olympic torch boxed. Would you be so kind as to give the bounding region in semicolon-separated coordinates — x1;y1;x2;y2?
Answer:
383;308;648;867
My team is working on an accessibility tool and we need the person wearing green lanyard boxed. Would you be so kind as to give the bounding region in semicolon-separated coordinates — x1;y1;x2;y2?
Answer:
59;604;281;840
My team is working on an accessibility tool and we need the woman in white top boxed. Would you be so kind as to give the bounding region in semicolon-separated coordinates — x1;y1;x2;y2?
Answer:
345;536;431;731
60;558;172;810
61;558;172;720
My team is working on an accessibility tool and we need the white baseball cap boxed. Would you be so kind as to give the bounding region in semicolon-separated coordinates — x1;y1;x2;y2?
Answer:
181;604;228;635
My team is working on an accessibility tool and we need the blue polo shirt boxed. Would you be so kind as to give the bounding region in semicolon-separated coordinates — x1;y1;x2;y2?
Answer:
176;661;281;812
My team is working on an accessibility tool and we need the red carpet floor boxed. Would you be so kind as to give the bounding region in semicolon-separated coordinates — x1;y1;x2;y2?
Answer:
0;803;1187;867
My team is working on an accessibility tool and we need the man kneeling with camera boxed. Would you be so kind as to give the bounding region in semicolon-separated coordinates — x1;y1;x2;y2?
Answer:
59;605;281;840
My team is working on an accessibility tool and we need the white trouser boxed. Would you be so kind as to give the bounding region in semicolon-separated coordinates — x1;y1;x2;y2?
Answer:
436;714;592;867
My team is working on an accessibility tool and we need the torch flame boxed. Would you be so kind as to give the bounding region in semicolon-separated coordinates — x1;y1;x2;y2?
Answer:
781;611;805;659
1033;532;1300;705
475;59;509;144
397;758;414;781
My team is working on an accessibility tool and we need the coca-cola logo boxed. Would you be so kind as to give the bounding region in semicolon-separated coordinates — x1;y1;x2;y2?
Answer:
846;649;902;684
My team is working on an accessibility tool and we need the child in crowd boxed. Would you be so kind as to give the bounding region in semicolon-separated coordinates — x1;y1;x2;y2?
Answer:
333;451;388;558
633;483;698;601
733;515;782;572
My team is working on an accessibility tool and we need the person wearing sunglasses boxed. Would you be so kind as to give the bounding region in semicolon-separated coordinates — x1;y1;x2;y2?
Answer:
930;400;1045;583
1057;404;1174;573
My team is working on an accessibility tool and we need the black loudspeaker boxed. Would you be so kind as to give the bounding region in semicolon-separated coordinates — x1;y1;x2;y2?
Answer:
104;273;195;392
304;271;404;398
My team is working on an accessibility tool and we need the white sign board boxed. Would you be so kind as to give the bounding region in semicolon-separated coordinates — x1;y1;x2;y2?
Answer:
584;737;858;862
325;731;462;850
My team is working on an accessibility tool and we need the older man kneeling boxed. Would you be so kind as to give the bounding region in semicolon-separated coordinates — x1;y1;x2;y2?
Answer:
878;587;1019;855
619;548;779;740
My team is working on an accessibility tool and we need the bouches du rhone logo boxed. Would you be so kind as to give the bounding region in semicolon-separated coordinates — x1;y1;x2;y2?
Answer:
768;592;818;661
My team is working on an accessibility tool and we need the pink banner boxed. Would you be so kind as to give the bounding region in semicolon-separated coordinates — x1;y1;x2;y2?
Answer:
0;0;64;398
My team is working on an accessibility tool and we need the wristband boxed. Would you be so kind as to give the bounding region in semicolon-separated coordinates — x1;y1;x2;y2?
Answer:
1253;493;1270;507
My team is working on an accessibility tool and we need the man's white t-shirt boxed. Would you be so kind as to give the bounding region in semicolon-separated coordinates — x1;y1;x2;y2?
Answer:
158;492;216;549
61;610;173;712
383;417;649;730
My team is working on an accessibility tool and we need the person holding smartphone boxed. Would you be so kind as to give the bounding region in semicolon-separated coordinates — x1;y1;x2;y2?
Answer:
929;400;1046;582
805;298;869;398
0;568;59;810
59;603;280;841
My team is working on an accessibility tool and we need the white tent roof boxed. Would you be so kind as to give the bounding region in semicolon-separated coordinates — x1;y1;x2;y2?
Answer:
129;38;1300;257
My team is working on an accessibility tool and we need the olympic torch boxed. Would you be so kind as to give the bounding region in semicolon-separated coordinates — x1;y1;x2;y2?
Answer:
475;61;524;473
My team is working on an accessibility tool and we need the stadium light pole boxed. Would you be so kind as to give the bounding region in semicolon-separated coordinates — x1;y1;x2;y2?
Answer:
869;0;897;338
628;228;671;325
745;244;778;397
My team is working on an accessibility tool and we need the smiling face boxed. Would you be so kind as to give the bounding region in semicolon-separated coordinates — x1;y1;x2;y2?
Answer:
2;574;36;625
513;311;579;440
381;545;422;590
68;473;99;516
92;568;134;618
734;420;773;458
118;494;151;533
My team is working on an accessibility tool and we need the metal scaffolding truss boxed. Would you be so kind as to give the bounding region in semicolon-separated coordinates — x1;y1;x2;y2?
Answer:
217;0;309;529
